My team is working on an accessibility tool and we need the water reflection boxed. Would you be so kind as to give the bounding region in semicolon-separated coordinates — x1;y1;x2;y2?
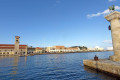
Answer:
11;57;19;75
24;56;27;63
0;56;28;80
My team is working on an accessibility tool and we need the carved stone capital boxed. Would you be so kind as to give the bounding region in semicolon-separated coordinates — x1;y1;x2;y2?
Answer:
105;11;120;22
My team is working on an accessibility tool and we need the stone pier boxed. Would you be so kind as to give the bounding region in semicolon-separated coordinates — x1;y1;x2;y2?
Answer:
83;59;120;77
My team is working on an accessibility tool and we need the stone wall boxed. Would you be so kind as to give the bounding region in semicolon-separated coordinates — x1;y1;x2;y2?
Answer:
83;59;120;76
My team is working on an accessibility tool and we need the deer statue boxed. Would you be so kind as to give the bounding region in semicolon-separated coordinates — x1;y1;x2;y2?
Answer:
109;5;115;13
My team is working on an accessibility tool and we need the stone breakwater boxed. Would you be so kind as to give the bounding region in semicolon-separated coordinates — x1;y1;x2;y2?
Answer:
83;59;120;77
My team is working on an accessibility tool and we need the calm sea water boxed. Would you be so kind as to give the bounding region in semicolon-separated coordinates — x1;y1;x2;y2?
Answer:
0;51;118;80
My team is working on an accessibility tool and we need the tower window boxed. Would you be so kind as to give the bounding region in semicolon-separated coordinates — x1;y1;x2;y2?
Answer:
16;40;18;42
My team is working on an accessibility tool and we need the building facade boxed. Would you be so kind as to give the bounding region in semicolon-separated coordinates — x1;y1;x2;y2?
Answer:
27;46;35;54
0;36;27;56
46;46;80;53
35;47;43;53
88;46;104;51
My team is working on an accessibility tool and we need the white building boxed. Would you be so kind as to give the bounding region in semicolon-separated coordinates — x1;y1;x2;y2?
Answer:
107;47;113;51
88;46;104;51
95;46;104;51
46;46;80;53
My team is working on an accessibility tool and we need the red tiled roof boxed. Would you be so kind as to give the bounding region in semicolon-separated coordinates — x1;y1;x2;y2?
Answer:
19;47;27;49
36;47;42;50
0;44;27;49
55;46;65;49
0;44;14;46
0;47;14;49
20;45;27;46
0;44;27;46
66;47;79;50
0;47;26;49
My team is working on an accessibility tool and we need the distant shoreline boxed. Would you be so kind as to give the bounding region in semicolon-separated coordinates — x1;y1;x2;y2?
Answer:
0;50;113;57
34;50;113;55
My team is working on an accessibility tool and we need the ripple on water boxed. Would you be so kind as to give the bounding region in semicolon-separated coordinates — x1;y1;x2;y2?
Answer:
0;52;118;80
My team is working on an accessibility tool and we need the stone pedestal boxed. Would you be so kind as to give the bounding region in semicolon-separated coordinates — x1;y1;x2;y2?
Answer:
105;11;120;61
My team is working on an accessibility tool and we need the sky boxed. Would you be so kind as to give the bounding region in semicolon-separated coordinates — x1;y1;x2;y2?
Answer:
0;0;119;49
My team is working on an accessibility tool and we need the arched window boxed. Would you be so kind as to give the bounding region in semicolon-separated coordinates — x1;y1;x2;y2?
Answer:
15;52;17;54
23;52;25;54
7;52;9;54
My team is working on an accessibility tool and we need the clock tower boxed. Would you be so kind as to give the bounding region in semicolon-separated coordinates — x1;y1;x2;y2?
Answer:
14;36;20;55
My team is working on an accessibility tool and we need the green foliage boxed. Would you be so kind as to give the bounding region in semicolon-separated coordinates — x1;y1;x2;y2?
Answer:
71;46;87;50
79;46;87;50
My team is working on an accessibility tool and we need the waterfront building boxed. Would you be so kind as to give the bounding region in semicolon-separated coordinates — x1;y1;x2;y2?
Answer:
46;46;66;53
106;47;113;51
94;46;104;51
27;46;35;54
88;46;104;51
35;47;43;53
87;48;95;51
0;36;27;56
66;47;80;52
46;46;80;53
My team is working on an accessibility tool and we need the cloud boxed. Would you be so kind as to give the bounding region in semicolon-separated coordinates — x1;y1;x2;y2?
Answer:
56;0;61;3
54;0;61;6
87;6;120;18
107;47;113;50
108;0;116;2
102;40;112;44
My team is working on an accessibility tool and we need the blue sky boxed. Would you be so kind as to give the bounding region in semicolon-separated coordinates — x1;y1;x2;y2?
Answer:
0;0;119;49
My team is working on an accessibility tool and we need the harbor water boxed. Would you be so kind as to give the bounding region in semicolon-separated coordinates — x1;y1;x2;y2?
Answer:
0;51;118;80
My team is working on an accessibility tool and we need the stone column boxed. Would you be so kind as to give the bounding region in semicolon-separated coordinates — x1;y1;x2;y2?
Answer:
105;11;120;61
